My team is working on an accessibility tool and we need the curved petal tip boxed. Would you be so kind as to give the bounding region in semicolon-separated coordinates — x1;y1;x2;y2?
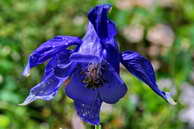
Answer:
100;4;112;10
22;62;30;77
93;4;112;10
165;92;177;105
88;4;112;19
18;95;36;106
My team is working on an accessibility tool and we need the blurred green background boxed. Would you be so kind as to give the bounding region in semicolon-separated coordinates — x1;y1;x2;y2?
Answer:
0;0;194;129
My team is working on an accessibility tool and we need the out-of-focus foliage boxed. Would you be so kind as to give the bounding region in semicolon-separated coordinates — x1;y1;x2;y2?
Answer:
0;0;193;129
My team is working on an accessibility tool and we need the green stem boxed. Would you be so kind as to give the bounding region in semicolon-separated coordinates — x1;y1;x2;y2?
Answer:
95;125;102;129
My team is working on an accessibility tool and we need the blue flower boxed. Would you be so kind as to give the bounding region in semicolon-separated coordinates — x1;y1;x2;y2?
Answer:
20;4;176;125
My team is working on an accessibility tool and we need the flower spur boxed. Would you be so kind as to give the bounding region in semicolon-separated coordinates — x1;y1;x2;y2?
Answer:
20;4;176;125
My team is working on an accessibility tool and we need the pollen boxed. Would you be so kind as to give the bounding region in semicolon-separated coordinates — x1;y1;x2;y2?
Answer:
82;63;105;89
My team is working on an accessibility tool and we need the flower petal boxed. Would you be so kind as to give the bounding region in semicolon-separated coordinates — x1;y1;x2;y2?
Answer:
56;50;73;65
70;53;101;63
19;73;65;105
107;20;117;38
42;50;73;80
77;22;103;60
103;43;120;73
41;56;57;80
74;97;102;125
121;50;176;105
65;65;98;104
87;4;120;73
23;36;81;77
98;64;127;104
88;4;113;40
54;62;77;78
20;50;75;105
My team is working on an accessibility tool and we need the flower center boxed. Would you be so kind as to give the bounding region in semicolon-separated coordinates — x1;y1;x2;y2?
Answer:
82;63;105;89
